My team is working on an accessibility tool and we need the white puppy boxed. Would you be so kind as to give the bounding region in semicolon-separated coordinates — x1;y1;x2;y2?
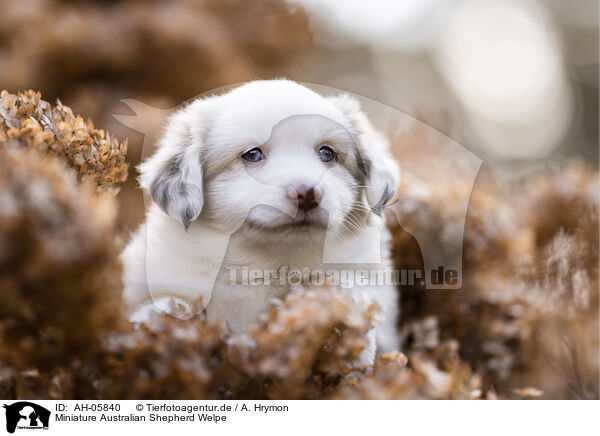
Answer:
122;80;400;364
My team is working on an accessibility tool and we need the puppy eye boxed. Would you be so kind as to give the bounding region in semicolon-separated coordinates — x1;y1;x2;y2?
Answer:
241;147;264;162
318;145;335;163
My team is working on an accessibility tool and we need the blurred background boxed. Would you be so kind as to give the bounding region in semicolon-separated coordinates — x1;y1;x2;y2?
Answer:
0;0;598;399
0;0;597;230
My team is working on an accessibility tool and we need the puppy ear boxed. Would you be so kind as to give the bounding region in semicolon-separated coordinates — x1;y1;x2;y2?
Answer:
362;150;400;215
138;102;208;228
327;94;400;215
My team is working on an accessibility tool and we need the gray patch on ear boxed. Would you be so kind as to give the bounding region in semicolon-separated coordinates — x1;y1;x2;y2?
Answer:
149;153;202;227
182;205;197;230
356;151;371;180
149;154;183;213
372;183;393;216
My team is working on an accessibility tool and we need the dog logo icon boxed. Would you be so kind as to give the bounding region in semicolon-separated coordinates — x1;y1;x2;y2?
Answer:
2;402;50;433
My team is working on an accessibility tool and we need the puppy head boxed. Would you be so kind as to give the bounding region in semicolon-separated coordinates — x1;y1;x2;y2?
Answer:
139;80;400;245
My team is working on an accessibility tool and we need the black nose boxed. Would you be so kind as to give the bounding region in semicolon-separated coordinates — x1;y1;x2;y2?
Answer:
289;184;321;211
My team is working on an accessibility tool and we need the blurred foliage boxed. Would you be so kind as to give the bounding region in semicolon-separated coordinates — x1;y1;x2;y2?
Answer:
392;161;599;399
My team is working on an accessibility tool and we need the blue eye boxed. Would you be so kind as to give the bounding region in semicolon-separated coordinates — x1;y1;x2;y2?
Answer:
242;147;264;162
318;145;335;162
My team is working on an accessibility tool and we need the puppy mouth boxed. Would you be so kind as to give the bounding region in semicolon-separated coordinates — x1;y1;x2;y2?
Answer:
288;220;313;227
246;219;326;232
245;213;327;232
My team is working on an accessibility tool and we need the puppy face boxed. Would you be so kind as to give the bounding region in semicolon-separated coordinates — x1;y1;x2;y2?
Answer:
203;113;366;244
139;80;400;246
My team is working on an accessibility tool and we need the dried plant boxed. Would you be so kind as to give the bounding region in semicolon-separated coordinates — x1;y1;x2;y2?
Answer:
393;162;599;399
0;90;128;191
0;0;311;117
0;147;124;373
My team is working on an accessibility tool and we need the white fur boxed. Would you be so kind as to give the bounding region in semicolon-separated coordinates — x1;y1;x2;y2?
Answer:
121;80;401;365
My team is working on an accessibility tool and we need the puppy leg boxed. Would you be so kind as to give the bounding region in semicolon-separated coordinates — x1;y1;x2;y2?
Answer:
121;224;151;314
369;284;401;354
355;328;377;367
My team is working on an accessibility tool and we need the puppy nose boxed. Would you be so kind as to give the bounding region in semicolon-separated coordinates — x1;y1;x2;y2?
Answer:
287;184;321;211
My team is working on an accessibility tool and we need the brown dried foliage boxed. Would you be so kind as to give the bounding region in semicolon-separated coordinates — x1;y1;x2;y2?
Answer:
0;147;124;374
0;0;312;115
0;90;127;191
393;162;599;399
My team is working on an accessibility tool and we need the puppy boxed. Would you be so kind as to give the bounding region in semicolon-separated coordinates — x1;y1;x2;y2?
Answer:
122;80;401;364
